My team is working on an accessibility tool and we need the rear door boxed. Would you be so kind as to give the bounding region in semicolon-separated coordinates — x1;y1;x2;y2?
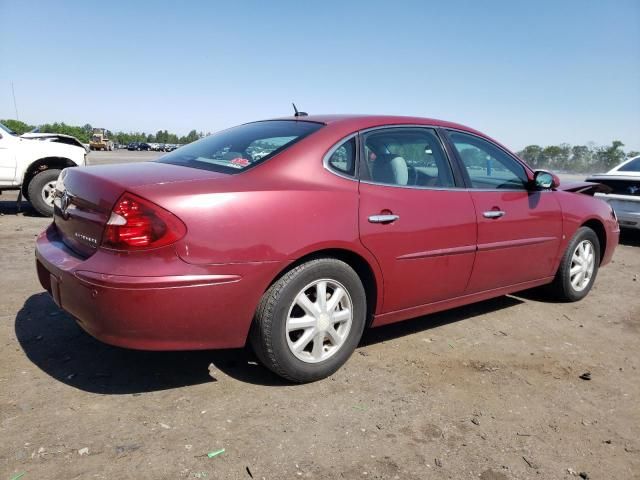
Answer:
356;127;477;314
445;130;563;293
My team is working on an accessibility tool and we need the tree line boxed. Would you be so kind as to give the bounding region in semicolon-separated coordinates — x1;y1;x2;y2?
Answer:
517;141;638;173
1;119;204;145
2;118;638;172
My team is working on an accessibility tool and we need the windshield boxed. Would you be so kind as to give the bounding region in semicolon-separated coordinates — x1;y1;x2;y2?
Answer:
0;123;17;136
157;120;323;174
619;157;640;172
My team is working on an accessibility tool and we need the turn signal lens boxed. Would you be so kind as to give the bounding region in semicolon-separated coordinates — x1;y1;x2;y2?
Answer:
101;193;186;250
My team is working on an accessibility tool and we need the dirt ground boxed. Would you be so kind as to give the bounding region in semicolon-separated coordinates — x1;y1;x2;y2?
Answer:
1;152;639;479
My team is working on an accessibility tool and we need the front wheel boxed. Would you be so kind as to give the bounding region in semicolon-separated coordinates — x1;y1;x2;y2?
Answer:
27;169;61;217
250;258;367;383
550;227;600;301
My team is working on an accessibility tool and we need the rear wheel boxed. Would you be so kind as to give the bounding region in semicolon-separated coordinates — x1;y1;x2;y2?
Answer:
250;258;367;383
550;227;600;301
27;169;60;217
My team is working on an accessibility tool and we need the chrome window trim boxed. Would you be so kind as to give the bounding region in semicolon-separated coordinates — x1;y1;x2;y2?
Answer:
359;179;546;193
322;133;359;182
359;180;461;191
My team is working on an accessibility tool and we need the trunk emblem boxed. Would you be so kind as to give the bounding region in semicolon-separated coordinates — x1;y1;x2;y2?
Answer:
59;191;71;216
74;232;98;246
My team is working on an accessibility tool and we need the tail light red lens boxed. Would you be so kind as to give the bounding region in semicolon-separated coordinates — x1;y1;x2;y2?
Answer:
101;192;186;250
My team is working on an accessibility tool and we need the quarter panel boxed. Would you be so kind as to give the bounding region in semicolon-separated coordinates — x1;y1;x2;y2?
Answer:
145;182;362;265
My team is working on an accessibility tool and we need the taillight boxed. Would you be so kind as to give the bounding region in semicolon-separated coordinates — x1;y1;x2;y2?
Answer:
101;192;186;250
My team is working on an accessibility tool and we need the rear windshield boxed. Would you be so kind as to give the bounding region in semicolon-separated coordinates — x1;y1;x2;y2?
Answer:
157;120;324;174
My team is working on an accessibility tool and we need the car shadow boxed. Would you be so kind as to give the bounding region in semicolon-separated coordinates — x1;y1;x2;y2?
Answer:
620;229;640;247
361;295;523;346
0;198;37;216
16;293;524;393
15;293;288;393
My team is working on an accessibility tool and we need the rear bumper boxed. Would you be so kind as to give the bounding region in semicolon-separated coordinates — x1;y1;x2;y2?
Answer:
35;225;281;350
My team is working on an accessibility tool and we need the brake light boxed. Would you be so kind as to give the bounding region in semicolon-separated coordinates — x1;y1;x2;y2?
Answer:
101;193;186;250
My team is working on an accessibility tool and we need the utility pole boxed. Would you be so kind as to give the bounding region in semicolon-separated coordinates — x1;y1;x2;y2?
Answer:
11;82;19;120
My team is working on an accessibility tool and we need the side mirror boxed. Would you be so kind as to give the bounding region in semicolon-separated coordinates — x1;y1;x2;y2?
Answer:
533;170;560;189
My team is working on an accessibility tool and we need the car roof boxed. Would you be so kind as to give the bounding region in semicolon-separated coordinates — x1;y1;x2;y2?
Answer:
261;114;515;159
268;114;485;136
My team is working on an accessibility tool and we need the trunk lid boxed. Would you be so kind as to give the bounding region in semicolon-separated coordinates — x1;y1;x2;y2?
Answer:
585;175;640;197
53;162;228;257
559;180;613;195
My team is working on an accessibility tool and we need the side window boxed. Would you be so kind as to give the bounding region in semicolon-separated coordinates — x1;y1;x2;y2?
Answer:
327;137;356;176
449;131;528;190
361;128;455;188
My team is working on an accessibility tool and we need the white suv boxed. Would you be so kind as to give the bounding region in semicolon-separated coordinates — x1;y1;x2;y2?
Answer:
0;123;87;216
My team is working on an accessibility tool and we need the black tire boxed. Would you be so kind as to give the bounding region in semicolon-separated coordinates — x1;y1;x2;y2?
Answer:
27;169;60;217
550;226;600;302
250;258;367;383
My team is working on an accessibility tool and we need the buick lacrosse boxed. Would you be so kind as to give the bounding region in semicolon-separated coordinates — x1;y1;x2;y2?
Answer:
35;115;619;382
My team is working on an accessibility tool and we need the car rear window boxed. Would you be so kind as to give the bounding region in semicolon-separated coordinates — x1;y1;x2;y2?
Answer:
157;120;324;174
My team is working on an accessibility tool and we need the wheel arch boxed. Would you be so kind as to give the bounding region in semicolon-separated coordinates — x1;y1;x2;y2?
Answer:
265;248;382;329
581;218;606;265
21;157;76;197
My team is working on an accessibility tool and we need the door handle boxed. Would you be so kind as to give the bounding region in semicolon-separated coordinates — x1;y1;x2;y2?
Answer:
368;214;399;224
483;210;505;219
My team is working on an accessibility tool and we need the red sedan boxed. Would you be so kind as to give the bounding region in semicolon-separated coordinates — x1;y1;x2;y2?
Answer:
35;115;620;382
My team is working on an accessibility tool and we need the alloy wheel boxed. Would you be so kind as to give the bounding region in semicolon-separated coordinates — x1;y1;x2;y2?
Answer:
285;279;353;363
570;240;595;292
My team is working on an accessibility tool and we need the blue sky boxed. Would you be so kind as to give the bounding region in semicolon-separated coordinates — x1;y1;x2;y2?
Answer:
1;0;638;151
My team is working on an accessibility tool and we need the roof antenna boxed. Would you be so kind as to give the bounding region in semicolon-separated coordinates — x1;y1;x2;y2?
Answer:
292;102;308;117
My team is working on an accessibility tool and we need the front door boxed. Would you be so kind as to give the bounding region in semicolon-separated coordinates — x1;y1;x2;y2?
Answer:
358;127;477;314
0;132;17;183
446;130;563;293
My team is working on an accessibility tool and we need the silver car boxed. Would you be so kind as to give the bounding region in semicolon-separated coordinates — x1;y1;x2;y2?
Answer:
587;156;640;230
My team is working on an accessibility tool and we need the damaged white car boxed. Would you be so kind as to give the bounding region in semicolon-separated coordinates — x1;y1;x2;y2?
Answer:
587;156;640;230
0;123;87;216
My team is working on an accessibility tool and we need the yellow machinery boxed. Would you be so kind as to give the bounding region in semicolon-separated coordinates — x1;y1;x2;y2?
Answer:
89;128;114;151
